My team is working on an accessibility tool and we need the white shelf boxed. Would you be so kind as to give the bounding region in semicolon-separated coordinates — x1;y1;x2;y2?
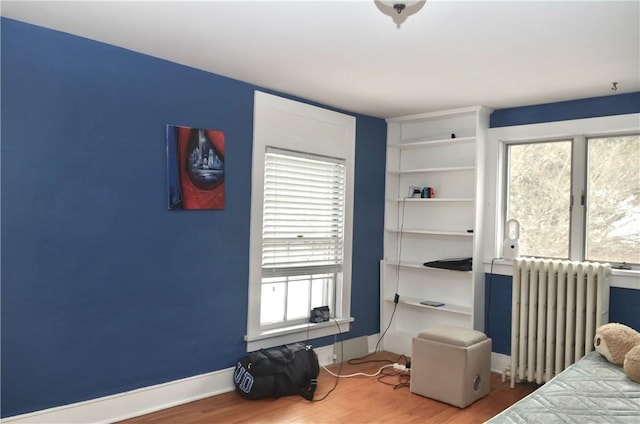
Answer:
385;296;472;316
385;228;474;237
389;136;476;149
383;260;473;273
388;166;475;175
381;105;491;356
388;197;474;203
383;260;427;269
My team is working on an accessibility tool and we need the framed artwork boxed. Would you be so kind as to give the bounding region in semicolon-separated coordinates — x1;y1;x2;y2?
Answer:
167;125;225;210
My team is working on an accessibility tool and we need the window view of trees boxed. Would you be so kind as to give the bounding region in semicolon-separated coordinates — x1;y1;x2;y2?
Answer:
507;141;572;258
587;135;640;264
506;135;639;265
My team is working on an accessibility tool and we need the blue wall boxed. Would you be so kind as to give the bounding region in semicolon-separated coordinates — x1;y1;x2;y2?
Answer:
3;15;638;418
490;92;640;127
485;92;640;354
485;275;640;355
0;18;386;417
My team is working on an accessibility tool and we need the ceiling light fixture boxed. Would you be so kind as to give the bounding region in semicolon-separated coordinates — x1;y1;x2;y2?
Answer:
376;1;426;27
382;1;419;14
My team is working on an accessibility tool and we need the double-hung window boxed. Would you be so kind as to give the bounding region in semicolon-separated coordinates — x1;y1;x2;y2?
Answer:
247;91;355;350
260;148;345;328
505;133;639;266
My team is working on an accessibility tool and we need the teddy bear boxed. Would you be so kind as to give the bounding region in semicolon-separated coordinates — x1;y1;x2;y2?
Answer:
623;345;640;383
594;322;640;383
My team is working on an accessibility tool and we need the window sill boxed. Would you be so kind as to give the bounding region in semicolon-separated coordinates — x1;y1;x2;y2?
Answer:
483;259;640;290
245;317;354;351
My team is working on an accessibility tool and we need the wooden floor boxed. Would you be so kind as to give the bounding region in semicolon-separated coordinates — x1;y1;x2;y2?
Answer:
119;352;538;424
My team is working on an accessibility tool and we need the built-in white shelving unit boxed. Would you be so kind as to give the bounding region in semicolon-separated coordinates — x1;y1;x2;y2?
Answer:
380;106;491;356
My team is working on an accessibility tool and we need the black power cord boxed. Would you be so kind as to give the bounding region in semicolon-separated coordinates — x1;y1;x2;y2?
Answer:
311;318;344;402
376;198;407;352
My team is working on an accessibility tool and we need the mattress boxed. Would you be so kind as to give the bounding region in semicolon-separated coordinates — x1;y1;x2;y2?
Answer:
486;351;640;423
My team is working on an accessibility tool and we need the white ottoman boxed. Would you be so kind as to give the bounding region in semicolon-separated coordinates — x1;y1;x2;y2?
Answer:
410;325;491;408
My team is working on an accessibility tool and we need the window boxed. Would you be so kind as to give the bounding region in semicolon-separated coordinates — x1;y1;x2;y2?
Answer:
505;133;639;265
260;148;345;328
586;135;640;264
247;91;355;350
506;140;572;258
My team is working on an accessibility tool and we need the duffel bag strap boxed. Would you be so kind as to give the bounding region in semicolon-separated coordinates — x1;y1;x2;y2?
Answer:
298;377;317;401
273;346;318;401
296;347;319;401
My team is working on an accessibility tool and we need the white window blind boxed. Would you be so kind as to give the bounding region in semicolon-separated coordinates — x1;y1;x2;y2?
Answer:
262;147;346;278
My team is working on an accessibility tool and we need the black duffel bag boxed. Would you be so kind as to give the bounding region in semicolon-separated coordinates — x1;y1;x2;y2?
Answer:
234;343;319;401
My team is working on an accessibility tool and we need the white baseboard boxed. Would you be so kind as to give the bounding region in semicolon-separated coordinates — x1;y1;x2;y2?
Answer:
367;333;381;353
2;367;236;424
1;339;368;424
314;344;335;366
491;352;511;376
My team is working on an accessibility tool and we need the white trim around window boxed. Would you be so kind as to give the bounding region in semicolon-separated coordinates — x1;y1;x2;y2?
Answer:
246;91;356;351
483;113;640;287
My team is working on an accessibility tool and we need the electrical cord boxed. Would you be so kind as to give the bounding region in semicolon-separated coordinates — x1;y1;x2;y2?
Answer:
395;197;406;295
374;302;397;353
311;318;343;402
377;367;411;390
376;197;407;352
347;353;407;368
321;363;394;378
377;353;412;390
330;350;411;391
325;354;411;392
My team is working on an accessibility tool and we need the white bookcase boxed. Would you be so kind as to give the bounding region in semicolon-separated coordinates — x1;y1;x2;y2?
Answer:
380;106;491;356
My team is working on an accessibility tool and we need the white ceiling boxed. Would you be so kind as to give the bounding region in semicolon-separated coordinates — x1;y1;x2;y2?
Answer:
2;0;639;119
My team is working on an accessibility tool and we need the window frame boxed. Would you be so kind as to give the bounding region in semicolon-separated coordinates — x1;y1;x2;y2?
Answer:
583;133;640;264
489;113;640;270
260;147;346;329
246;91;356;351
503;137;575;260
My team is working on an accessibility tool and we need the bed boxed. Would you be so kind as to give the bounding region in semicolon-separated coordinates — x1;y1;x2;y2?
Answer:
486;351;640;423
